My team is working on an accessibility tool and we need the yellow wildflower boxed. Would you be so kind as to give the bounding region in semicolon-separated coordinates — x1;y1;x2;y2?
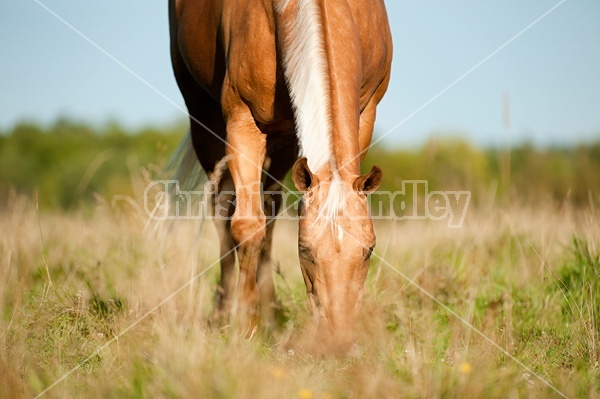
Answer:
459;362;472;374
298;389;313;399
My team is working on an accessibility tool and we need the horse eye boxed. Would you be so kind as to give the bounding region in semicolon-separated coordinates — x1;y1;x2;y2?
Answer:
299;245;314;262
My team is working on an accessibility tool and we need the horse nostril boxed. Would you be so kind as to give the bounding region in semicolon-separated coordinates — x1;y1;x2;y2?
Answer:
307;292;323;316
365;245;375;259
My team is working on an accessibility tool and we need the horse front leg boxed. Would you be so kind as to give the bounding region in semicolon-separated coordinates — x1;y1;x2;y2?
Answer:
224;111;267;336
257;185;282;329
257;142;297;329
357;97;377;163
212;172;237;325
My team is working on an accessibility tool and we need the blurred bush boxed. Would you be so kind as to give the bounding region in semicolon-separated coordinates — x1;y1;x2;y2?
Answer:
361;137;600;209
0;120;599;210
0;119;184;209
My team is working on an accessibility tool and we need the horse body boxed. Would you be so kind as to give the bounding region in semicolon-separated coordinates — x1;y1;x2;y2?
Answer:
169;0;392;350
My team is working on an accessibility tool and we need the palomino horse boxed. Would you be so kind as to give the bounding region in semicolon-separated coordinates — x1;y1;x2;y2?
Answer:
169;0;392;350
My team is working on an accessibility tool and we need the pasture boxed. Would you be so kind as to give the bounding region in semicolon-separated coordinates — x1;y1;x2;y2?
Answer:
1;123;600;398
1;181;599;397
2;1;599;397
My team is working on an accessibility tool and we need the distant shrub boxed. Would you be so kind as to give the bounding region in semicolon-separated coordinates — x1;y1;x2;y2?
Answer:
0;119;184;209
1;121;599;210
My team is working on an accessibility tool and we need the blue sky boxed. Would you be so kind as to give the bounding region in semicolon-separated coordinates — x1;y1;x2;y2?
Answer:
1;0;599;147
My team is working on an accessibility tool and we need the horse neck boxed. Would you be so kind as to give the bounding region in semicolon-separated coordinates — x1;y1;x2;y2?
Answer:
275;0;361;180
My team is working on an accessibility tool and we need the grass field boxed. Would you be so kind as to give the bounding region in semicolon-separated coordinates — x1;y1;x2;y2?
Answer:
1;189;599;398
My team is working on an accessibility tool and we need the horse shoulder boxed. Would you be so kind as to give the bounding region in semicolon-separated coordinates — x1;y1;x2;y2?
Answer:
350;0;393;108
221;1;288;125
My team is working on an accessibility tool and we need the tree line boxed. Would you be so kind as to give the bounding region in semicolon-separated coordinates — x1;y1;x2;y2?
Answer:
1;119;598;210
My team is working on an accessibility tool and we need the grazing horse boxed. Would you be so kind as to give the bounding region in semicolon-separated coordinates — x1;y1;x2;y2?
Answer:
169;0;392;350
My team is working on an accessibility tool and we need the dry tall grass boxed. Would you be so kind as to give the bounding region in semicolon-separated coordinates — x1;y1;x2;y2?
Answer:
1;191;599;398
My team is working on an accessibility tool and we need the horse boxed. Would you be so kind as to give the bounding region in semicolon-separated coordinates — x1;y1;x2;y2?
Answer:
168;0;392;351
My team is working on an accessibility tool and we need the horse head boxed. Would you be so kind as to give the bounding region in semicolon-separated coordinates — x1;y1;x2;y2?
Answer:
292;157;382;352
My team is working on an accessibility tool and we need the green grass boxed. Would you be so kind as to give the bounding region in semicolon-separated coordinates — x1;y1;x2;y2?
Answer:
1;192;599;398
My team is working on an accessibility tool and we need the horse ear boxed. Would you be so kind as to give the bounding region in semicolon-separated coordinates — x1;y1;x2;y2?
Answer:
353;165;382;194
292;157;314;192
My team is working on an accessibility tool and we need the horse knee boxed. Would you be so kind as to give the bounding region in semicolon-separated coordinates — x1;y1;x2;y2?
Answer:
230;213;266;247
